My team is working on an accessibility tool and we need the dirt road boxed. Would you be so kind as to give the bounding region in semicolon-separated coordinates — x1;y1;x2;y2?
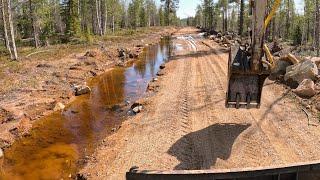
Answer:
81;27;320;179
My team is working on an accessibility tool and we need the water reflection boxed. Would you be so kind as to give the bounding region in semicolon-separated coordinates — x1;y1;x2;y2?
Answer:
1;37;171;179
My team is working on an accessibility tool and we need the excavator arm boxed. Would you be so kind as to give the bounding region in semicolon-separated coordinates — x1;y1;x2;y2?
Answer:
225;0;280;109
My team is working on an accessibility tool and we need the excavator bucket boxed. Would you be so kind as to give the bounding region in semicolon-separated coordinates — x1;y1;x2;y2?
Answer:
225;45;268;109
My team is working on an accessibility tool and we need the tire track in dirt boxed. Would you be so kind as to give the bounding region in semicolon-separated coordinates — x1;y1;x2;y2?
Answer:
168;45;203;170
81;28;320;179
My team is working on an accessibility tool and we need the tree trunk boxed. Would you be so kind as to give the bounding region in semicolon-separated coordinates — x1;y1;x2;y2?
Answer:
285;0;290;39
223;4;228;32
112;15;115;33
238;0;244;36
95;0;102;35
316;0;320;56
222;11;226;32
7;0;17;60
29;0;40;48
101;0;107;35
166;1;170;26
0;0;12;57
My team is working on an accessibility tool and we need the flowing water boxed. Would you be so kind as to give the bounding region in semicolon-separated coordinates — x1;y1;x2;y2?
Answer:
1;37;171;179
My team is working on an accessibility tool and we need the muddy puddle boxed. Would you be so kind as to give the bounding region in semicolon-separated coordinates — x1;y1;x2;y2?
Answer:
1;37;171;179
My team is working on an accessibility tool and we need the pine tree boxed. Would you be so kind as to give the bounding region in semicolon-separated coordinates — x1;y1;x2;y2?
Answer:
158;6;165;26
62;0;81;38
160;0;179;26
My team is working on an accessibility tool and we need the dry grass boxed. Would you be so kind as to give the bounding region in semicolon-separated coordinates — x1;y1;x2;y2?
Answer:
0;26;172;95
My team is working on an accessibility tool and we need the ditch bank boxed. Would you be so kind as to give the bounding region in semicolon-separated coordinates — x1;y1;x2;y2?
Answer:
0;33;173;179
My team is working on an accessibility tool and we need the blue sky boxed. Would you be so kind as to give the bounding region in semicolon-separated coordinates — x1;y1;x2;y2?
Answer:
156;0;305;19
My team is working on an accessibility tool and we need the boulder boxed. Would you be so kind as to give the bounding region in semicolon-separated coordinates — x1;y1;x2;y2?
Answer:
160;63;166;69
53;102;65;111
269;59;292;80
131;103;143;114
292;79;317;98
209;35;215;40
128;51;139;59
316;103;320;111
0;148;3;158
117;48;126;58
308;57;320;69
284;60;318;85
74;85;91;96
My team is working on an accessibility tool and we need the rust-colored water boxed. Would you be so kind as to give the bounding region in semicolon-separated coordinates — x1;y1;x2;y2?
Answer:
1;38;171;179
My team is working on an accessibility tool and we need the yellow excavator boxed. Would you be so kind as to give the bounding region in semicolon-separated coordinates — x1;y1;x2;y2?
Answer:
225;0;280;109
126;0;320;179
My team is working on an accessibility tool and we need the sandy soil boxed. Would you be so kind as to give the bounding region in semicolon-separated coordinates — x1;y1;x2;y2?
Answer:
0;27;176;149
81;27;320;179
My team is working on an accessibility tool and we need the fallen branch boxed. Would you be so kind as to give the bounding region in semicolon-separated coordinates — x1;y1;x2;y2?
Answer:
26;50;52;58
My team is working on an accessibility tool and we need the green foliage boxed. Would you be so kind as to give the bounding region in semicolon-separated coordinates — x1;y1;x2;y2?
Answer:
293;25;302;45
140;7;147;27
194;5;202;26
62;0;81;38
160;0;179;26
159;6;165;26
202;0;213;29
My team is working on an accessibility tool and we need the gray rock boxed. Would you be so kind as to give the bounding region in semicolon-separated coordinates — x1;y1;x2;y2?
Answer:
270;60;292;80
316;103;320;111
132;106;143;113
305;56;320;69
284;60;318;85
74;85;91;96
131;103;143;114
118;48;126;58
293;79;317;98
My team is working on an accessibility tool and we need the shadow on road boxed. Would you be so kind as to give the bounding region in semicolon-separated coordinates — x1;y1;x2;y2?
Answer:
168;123;250;170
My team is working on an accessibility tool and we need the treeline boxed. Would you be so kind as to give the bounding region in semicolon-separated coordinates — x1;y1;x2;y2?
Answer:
188;0;320;55
0;0;180;60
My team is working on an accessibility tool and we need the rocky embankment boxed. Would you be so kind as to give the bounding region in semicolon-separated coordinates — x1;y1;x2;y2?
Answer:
204;29;320;117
